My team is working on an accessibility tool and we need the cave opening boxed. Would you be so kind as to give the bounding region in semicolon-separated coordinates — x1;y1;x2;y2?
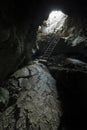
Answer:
32;10;68;62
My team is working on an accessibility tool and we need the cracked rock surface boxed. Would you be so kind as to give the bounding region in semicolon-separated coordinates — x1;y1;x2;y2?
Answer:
0;62;62;130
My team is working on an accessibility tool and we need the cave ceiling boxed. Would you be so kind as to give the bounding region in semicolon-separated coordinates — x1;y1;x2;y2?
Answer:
0;0;87;27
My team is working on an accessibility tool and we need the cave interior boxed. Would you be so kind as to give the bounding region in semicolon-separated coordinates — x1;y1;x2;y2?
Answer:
0;0;87;130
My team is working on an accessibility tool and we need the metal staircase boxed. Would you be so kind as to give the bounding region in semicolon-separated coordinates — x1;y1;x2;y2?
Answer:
40;35;60;60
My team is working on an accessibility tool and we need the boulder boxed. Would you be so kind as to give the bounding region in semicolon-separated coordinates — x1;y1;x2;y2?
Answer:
0;62;62;130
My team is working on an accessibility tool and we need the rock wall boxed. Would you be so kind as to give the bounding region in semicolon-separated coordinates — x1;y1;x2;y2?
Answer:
0;26;24;81
0;22;36;81
49;61;87;129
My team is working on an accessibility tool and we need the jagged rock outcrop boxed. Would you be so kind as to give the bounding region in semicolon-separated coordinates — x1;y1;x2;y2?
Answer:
0;62;62;130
